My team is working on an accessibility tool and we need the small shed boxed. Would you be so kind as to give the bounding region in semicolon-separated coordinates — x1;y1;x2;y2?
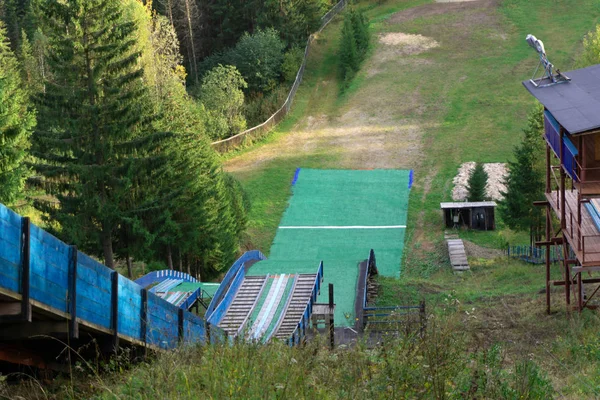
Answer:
440;201;497;231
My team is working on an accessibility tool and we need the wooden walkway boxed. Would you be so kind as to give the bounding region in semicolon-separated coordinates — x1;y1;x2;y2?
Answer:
445;234;469;271
547;190;600;267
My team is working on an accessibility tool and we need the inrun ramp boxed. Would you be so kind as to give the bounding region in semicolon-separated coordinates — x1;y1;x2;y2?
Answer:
248;169;411;327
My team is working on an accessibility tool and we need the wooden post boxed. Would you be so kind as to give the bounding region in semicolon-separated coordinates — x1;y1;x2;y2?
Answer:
140;288;148;350
328;283;334;350
577;272;583;311
178;308;184;344
420;300;426;337
20;217;31;322
563;241;571;309
111;271;119;352
560;128;566;230
545;206;551;314
68;246;79;338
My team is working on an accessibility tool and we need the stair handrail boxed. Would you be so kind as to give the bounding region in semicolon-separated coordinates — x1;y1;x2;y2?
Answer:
287;261;324;346
207;265;246;327
206;250;266;318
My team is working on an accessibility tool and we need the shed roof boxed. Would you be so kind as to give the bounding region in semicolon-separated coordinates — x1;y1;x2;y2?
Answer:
440;201;497;209
522;64;600;134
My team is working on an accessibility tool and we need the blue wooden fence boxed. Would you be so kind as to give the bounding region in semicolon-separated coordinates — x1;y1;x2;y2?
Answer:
0;203;224;350
205;250;266;318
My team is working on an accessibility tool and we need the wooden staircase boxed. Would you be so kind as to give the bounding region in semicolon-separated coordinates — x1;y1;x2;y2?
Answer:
218;276;267;335
274;274;317;340
445;232;469;272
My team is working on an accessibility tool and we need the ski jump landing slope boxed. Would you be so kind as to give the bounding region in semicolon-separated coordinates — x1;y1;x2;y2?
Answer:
248;169;411;327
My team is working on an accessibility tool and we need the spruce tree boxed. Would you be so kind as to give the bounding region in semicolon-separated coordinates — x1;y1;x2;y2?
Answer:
33;0;168;269
0;21;35;207
499;106;545;234
339;13;358;85
467;163;488;202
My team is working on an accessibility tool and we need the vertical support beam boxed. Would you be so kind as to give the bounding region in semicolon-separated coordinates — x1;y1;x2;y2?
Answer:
206;321;211;344
178;308;184;344
420;300;427;337
140;288;148;350
20;217;31;322
68;246;79;338
546;144;551;194
563;241;571;309
328;283;334;350
580;135;585;182
111;271;119;352
545;206;551;315
577;272;583;311
560;128;566;230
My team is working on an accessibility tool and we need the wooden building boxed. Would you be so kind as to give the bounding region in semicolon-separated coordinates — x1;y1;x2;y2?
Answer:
440;201;497;230
523;63;600;313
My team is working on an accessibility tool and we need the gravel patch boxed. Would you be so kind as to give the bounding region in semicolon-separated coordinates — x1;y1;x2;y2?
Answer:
452;162;507;201
378;32;439;55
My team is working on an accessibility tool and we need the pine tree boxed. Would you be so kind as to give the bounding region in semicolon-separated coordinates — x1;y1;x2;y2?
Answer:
350;6;370;59
467;163;488;202
0;21;35;207
32;0;168;269
339;13;358;85
499;106;545;234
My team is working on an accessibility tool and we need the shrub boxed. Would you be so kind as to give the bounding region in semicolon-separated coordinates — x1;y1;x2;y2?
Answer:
282;46;305;83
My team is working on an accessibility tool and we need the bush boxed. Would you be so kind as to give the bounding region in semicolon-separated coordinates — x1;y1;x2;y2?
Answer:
243;84;289;126
282;46;305;83
201;28;285;95
197;64;247;140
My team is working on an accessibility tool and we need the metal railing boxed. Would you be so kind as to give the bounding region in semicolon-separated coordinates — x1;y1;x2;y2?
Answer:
211;0;347;153
361;249;426;335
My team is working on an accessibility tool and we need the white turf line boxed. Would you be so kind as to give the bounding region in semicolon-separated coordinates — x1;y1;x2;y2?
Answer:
278;225;406;229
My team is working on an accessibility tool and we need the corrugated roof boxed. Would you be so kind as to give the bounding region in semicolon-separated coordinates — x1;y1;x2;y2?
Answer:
522;64;600;134
440;201;497;209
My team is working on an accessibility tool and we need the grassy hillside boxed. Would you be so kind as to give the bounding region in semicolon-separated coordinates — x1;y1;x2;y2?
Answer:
8;0;600;398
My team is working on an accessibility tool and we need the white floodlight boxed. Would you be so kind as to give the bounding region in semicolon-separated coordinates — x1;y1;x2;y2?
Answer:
526;34;570;88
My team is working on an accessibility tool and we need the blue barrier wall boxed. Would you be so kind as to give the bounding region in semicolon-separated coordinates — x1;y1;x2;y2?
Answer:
206;250;266;318
0;203;224;351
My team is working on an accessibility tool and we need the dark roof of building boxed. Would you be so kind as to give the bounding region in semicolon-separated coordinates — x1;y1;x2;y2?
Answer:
522;64;600;134
440;201;497;209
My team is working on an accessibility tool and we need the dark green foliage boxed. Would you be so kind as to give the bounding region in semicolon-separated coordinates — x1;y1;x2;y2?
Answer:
339;14;358;85
467;163;488;202
282;46;304;83
499;106;545;233
0;21;35;207
198;64;247;140
338;6;369;89
32;0;168;269
201;28;285;94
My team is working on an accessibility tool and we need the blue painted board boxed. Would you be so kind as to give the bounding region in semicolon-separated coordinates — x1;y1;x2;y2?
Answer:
147;293;178;349
0;207;22;294
183;312;206;344
117;275;142;340
29;225;69;312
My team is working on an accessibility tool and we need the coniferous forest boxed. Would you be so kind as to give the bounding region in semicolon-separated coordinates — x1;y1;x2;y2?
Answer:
0;0;333;279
